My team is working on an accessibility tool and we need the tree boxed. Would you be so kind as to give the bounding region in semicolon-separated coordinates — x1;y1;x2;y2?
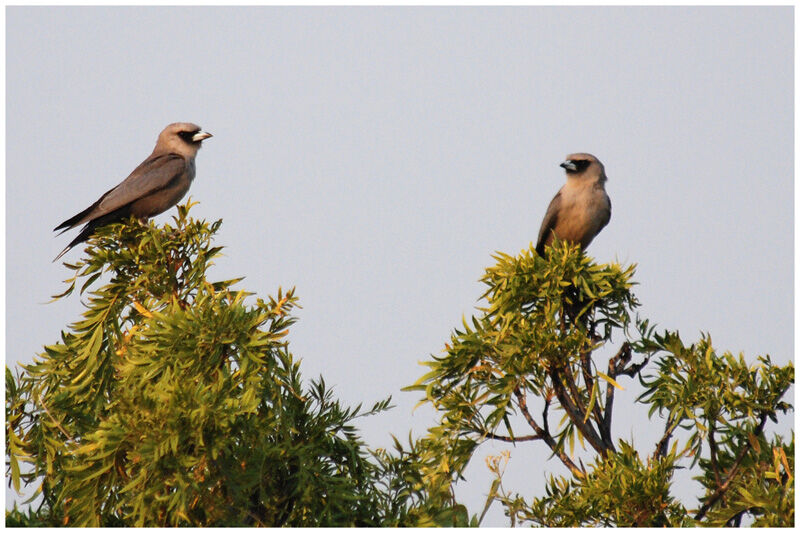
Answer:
405;240;794;527
5;202;414;526
7;205;793;527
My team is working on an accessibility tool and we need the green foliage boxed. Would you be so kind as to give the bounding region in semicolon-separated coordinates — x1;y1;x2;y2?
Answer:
406;239;794;526
404;240;649;496
5;202;409;526
701;433;794;527
370;434;476;527
5;503;54;527
639;331;794;526
6;210;793;527
521;441;690;527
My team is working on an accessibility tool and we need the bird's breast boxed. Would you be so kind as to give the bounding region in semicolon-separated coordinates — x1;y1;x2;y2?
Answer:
552;185;610;248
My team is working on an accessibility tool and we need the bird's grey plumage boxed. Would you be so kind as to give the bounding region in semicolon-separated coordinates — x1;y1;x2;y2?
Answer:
54;122;212;261
535;153;611;256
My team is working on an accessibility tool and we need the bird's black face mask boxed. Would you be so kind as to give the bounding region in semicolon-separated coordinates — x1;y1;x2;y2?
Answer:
562;159;591;174
178;130;202;144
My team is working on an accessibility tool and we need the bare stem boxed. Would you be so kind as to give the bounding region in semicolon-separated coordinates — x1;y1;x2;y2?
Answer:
549;368;608;456
603;342;635;440
708;422;722;487
35;391;72;440
514;386;585;478
653;417;678;460
484;432;541;443
694;412;769;521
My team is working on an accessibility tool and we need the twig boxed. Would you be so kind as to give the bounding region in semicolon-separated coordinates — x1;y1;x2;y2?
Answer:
603;342;634;439
542;392;552;436
580;325;597;395
35;392;72;440
580;346;604;430
581;325;609;444
727;510;745;527
484;432;541;443
694;412;769;521
559;341;604;446
708;422;722;487
513;386;585;478
549;369;608;456
653;418;678;460
616;356;650;377
561;363;587;420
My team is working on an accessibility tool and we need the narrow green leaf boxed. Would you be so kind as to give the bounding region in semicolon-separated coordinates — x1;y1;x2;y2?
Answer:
597;371;625;391
584;380;598;423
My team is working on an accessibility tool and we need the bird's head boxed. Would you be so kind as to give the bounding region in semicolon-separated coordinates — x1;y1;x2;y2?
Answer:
560;153;606;182
156;122;213;157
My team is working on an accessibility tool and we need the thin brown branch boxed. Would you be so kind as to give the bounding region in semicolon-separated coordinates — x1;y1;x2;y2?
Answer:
561;363;587;418
484;432;541;443
542;391;552;436
610;340;649;379
694;412;769;521
35;392;72;440
603;342;634;438
580;347;604;428
708;423;722;486
549;369;608;456
580;324;597;394
513;386;585;478
616;356;650;377
514;386;544;435
581;325;608;444
727;511;745;527
653;418;678;460
562;346;608;447
580;349;594;395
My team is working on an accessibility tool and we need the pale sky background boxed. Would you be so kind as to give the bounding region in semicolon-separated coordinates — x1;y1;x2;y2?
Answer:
5;6;794;526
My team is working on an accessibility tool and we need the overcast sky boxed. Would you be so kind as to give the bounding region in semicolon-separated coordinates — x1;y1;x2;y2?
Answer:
5;6;793;525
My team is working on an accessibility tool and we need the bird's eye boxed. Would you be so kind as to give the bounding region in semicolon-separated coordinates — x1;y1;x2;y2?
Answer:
178;131;198;143
573;159;591;171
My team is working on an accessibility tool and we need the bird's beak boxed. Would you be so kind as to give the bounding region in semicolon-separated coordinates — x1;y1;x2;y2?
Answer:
560;160;576;171
192;131;213;142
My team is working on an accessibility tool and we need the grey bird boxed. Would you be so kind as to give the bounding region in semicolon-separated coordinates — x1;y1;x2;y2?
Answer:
54;122;212;261
535;153;611;257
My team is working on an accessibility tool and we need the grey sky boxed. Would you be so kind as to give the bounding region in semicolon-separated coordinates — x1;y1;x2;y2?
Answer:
6;6;793;525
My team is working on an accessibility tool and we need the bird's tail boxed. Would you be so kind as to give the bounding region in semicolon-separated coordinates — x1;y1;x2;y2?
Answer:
53;223;97;262
53;198;103;233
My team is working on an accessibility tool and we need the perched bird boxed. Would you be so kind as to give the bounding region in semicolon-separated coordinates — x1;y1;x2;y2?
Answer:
535;153;611;257
54;122;212;261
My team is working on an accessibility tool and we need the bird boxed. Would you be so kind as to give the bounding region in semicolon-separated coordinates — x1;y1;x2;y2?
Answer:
535;153;611;257
53;122;212;261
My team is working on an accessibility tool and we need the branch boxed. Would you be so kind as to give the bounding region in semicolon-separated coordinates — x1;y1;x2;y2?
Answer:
727;511;744;527
35;391;72;440
616;356;650;377
580;325;598;395
484;432;541;443
653;417;679;460
549;368;608;456
513;386;585;478
708;422;722;487
542;391;552;436
561;363;587;420
607;342;632;374
694;412;769;521
581;326;609;445
603;342;639;442
580;347;605;433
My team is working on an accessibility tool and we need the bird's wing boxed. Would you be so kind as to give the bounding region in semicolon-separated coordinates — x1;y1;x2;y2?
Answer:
55;154;186;232
535;190;562;255
94;154;186;216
